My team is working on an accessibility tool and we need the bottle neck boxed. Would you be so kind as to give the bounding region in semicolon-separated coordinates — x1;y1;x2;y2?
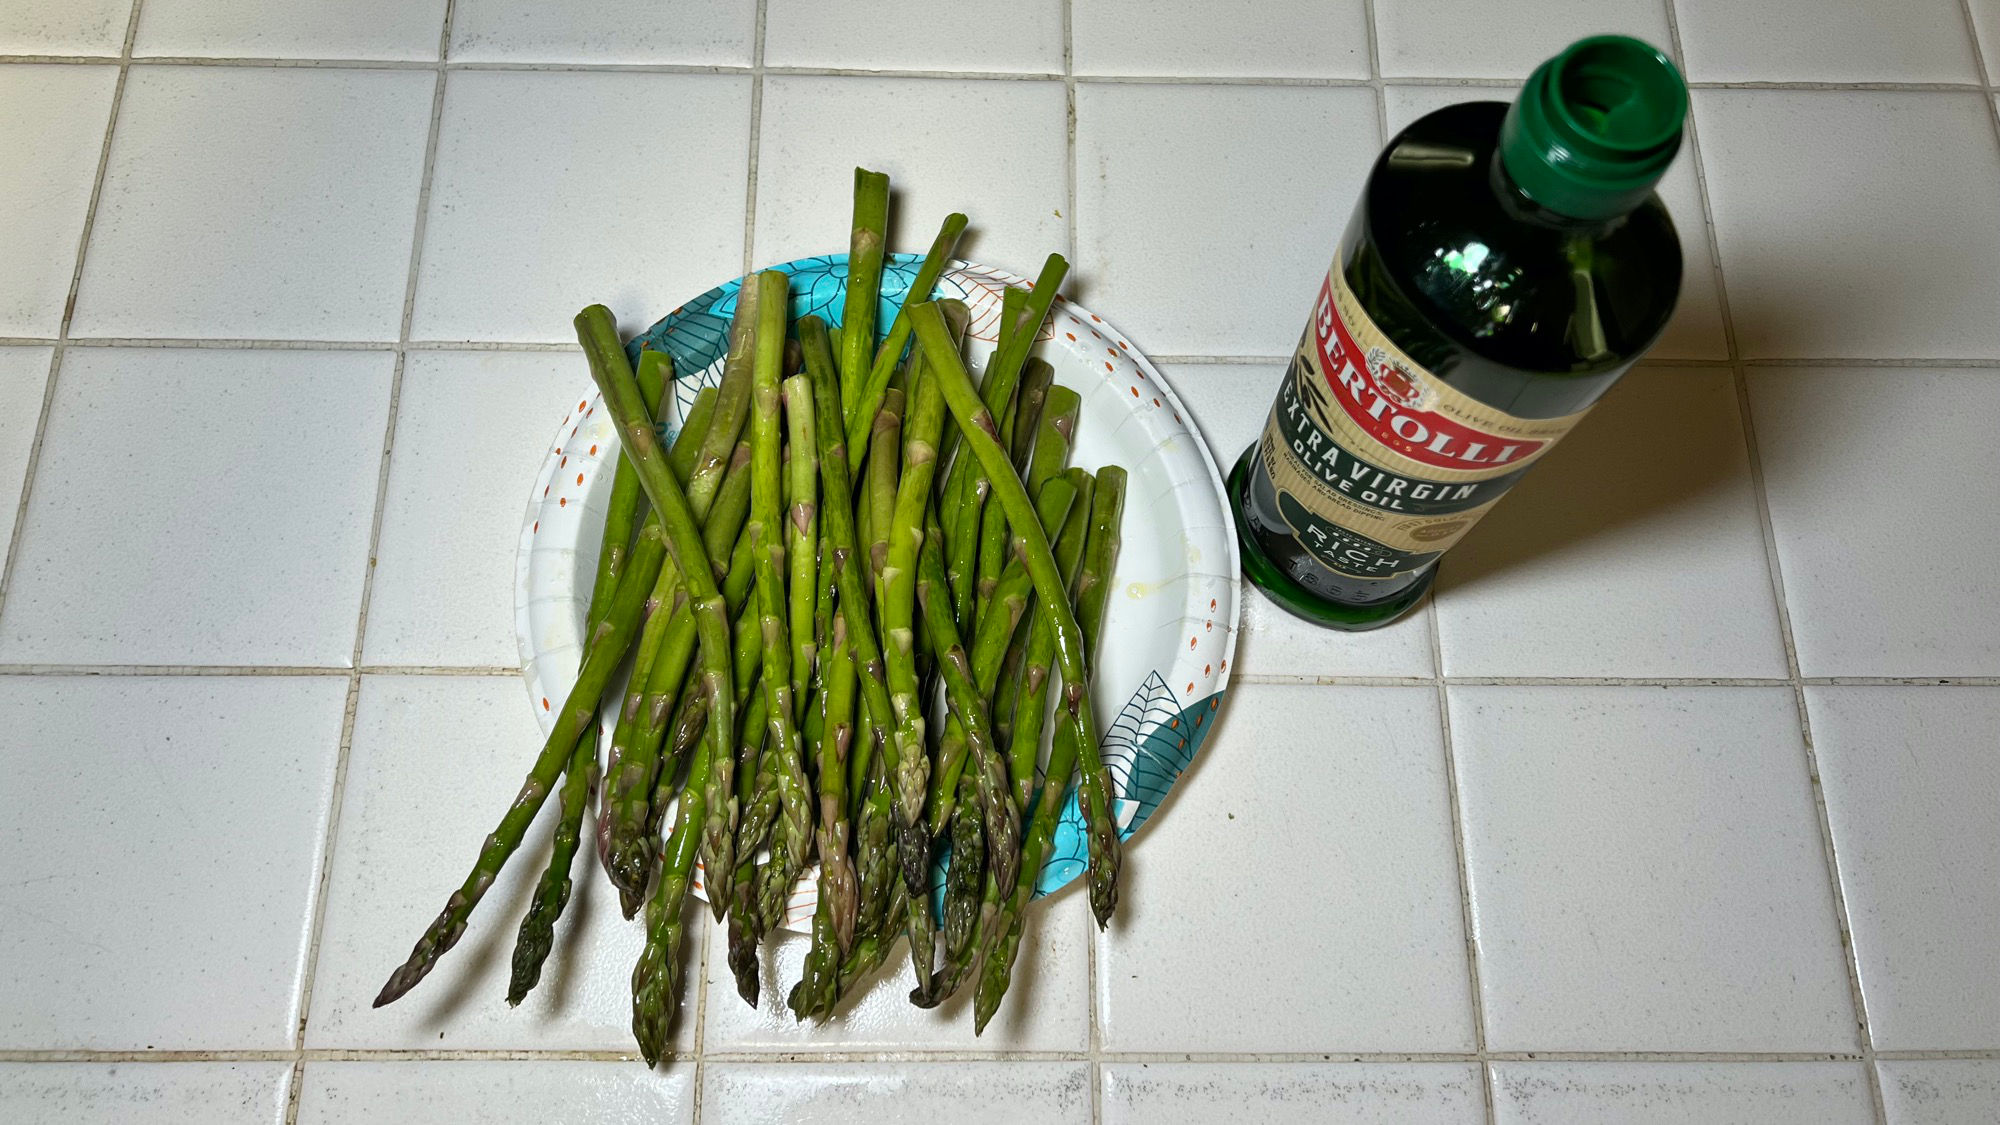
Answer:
1487;147;1631;234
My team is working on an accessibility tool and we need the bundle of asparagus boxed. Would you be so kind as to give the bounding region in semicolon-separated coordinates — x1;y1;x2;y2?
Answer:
372;169;1129;1060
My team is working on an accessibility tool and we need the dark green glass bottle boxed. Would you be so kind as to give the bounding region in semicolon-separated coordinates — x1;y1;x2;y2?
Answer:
1231;36;1688;630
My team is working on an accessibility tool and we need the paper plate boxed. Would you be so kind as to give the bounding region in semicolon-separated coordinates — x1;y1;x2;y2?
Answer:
515;254;1239;927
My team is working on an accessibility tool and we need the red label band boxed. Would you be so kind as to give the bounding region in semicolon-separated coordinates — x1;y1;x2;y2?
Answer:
1313;279;1543;471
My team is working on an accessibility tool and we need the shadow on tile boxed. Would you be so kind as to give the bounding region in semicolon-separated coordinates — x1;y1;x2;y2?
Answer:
1438;369;1748;593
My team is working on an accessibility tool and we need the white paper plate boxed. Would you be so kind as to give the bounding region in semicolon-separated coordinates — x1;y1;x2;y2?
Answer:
516;255;1239;927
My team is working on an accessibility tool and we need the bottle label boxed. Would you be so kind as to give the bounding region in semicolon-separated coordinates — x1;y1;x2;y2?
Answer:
1254;253;1592;581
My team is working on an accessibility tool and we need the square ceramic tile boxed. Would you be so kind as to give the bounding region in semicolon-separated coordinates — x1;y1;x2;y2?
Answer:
411;72;750;343
69;66;434;341
0;348;389;665
764;0;1062;73
0;0;131;54
1382;84;1728;361
364;351;592;667
1675;0;1980;83
1695;92;2000;360
0;676;344;1048
0;66;116;337
0;1062;291;1125
1806;687;2000;1049
447;0;755;65
1488;1062;1874;1125
1374;0;1673;79
752;77;1067;279
132;0;448;60
1075;83;1377;357
1102;1063;1486;1125
1434;368;1787;678
702;898;1088;1051
0;346;52;564
307;675;687;1051
1099;684;1474;1052
701;1063;1091;1125
1072;0;1370;79
1160;361;1435;679
1748;367;2000;676
1449;686;1856;1051
297;1061;692;1124
1878;1061;2000;1125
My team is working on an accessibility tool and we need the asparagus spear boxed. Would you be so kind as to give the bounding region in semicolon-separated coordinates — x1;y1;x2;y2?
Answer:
839;168;890;416
913;515;1017;927
596;350;677;605
911;300;1121;928
880;320;948;872
929;473;1080;832
725;687;772;1006
1071;467;1128;922
847;211;968;473
1005;471;1095;812
686;277;760;521
851;753;897;945
864;390;901;588
838;874;910;998
373;521;666;1008
631;668;714;1067
875;331;953;1002
576;304;738;932
601;438;756;914
939;286;1025;629
975;468;1127;1033
790;612;858;1020
929;755;984;1006
806;530;858;952
784;376;819;710
507;353;681;1003
972;354;1053;620
799;318;901;907
739;271;812;935
1010;359;1056;471
983;372;1072;611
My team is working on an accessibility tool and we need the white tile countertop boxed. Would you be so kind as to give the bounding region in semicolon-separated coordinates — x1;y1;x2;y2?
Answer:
2;1;1999;1122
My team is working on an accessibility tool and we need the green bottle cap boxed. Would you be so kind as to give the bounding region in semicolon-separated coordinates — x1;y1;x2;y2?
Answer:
1500;35;1687;221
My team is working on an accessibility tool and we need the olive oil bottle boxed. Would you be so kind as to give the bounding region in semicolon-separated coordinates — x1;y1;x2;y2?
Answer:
1231;36;1688;630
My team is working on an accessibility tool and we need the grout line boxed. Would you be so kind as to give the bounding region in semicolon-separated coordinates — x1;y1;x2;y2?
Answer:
14;336;2000;369
3;53;1997;93
1960;0;2000;205
0;663;518;676
0;0;144;625
1062;0;1081;272
1061;8;1101;1124
4;664;1997;686
1369;0;1493;1113
13;1046;1990;1064
737;0;769;280
1427;606;1496;1124
1364;26;1496;1123
282;7;456;1122
1660;3;1888;1121
59;666;2000;686
0;337;581;351
698;10;766;1116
